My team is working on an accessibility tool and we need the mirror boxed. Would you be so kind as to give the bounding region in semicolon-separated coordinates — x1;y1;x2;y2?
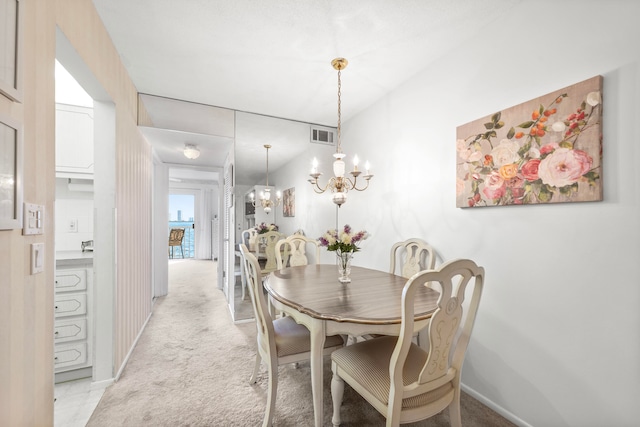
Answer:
232;111;327;321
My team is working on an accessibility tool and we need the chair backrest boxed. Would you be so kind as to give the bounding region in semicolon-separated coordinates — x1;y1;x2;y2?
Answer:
275;235;320;269
239;244;276;358
389;238;437;279
242;228;259;252
261;231;284;273
387;258;484;417
168;228;185;246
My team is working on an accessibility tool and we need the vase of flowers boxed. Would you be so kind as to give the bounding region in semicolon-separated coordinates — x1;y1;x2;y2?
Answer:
318;224;368;283
255;222;278;234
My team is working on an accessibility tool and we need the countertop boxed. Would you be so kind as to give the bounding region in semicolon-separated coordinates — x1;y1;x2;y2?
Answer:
56;250;94;268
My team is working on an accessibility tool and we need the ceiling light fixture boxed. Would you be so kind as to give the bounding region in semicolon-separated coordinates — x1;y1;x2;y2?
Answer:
308;58;373;207
183;143;200;159
249;144;281;214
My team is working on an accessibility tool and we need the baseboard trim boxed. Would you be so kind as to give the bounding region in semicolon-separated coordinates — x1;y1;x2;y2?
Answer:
90;377;114;390
114;312;153;382
461;383;532;427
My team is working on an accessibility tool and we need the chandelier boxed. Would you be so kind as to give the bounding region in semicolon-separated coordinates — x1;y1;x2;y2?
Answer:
249;144;281;214
308;58;373;207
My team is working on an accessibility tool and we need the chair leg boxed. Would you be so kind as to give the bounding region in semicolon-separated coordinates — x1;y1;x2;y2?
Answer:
263;356;278;427
249;352;261;384
331;364;345;427
448;390;462;427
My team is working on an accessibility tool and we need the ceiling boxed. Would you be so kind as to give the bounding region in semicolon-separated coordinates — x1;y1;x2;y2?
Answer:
90;0;521;182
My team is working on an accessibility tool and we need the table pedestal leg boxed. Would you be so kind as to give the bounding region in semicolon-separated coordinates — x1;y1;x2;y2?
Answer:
309;318;325;427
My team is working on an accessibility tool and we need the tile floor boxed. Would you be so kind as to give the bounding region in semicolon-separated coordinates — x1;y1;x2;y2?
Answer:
54;378;105;427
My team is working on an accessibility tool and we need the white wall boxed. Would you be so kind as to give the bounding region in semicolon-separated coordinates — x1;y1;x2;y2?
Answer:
54;178;94;251
275;2;640;426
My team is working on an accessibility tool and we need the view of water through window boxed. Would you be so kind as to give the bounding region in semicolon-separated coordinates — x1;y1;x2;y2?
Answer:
169;194;195;258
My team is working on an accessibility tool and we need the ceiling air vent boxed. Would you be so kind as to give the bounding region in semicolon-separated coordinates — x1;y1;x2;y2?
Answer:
310;125;337;146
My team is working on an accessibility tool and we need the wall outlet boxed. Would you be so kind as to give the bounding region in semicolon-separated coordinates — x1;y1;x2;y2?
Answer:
68;219;78;233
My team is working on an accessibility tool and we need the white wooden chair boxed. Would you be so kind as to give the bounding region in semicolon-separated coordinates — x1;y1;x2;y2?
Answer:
239;244;344;427
275;234;320;269
330;258;484;427
260;231;284;275
242;228;259;252
389;237;438;279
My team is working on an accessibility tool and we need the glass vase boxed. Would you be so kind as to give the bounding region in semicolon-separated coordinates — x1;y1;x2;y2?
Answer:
337;252;353;283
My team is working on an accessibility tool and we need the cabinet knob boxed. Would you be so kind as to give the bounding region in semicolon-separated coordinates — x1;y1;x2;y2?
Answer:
54;331;59;335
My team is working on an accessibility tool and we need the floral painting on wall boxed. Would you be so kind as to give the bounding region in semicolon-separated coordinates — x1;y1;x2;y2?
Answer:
456;75;603;208
283;187;295;217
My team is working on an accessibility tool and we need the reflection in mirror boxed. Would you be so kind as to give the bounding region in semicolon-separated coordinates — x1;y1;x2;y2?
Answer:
232;111;332;321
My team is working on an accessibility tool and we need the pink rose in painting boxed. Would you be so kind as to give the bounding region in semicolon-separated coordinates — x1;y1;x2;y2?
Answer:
521;159;541;181
482;171;506;200
506;174;525;189
538;148;592;188
507;175;525;203
540;142;559;155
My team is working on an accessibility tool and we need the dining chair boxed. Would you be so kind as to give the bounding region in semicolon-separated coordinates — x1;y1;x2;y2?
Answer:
330;258;485;427
389;237;438;279
260;231;284;274
239;244;344;427
242;228;259;252
275;234;320;269
168;228;185;259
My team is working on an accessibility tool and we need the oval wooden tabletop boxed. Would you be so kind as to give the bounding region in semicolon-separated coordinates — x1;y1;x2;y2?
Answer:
264;264;440;325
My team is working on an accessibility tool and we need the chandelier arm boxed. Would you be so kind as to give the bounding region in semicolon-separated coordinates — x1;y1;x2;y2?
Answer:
351;178;372;192
310;177;337;194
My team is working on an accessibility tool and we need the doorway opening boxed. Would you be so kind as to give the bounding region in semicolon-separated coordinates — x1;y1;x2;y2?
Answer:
169;193;195;258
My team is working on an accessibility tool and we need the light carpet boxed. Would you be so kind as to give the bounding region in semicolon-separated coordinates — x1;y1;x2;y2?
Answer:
87;259;515;426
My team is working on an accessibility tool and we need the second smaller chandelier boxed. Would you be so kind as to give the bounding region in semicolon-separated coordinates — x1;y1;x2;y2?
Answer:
250;144;281;214
308;58;373;207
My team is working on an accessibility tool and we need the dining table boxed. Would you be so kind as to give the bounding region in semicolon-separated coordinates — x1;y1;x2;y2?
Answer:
264;264;440;427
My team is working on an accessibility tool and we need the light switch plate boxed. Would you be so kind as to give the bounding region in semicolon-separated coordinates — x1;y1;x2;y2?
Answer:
23;203;45;235
31;243;44;274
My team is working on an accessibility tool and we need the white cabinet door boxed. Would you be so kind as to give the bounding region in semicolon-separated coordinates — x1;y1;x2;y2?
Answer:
54;342;88;370
55;269;87;292
55;103;94;176
54;293;87;318
54;318;88;344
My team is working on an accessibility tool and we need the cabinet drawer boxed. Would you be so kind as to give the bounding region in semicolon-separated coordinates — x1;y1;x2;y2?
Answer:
54;293;87;318
54;318;87;343
54;342;88;370
55;269;87;292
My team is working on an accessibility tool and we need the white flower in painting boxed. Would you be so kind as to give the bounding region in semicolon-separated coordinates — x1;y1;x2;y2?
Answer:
528;146;541;159
456;139;467;153
551;121;566;132
586;91;601;107
491;139;520;167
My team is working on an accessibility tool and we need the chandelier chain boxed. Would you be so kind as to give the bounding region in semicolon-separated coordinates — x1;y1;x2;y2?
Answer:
265;145;269;186
337;68;342;154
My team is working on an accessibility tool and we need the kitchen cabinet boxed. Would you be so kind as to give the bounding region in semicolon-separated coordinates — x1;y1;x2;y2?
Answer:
54;256;93;382
55;103;94;178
